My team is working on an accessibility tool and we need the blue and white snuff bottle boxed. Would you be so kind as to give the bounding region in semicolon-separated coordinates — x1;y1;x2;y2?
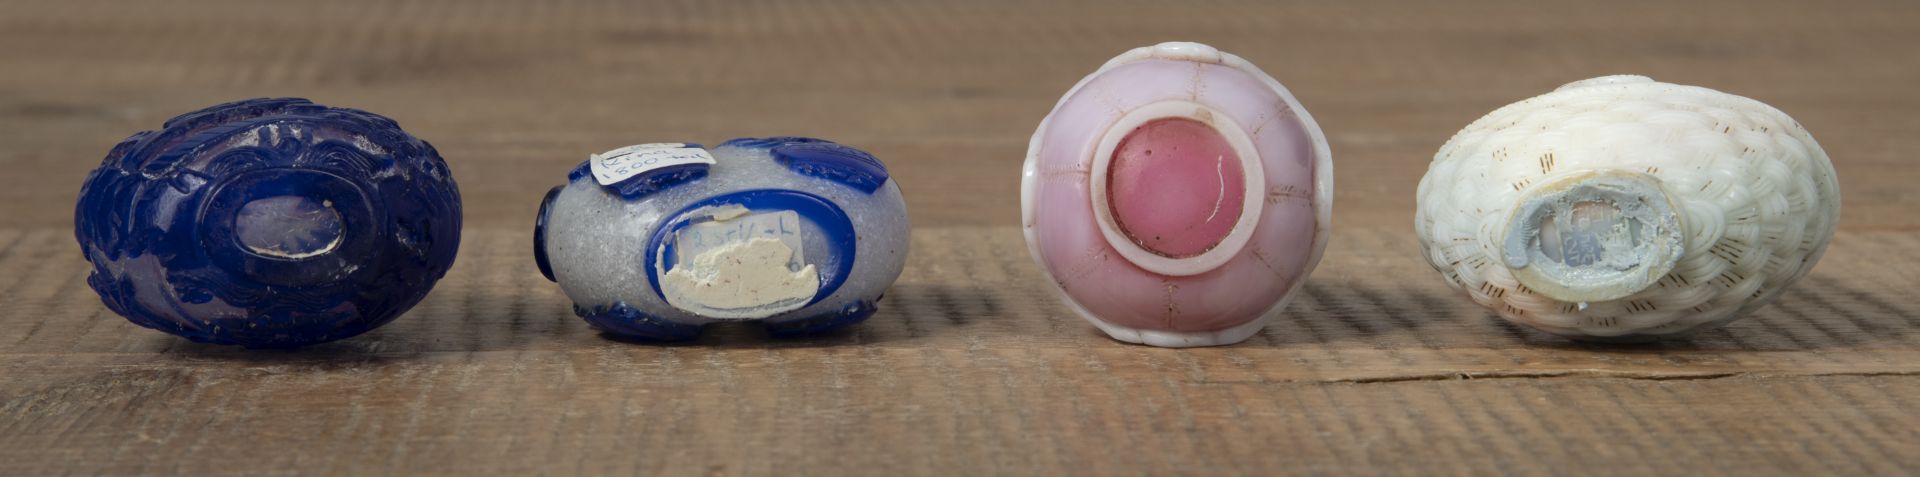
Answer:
534;138;909;340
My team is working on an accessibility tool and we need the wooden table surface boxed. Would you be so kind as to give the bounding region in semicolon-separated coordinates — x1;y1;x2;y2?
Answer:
3;0;1918;475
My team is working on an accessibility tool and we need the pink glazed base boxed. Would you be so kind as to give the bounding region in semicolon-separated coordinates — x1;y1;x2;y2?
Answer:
1108;117;1247;259
1021;42;1332;347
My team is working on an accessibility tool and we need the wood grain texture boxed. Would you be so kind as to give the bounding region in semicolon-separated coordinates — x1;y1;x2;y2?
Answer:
2;0;1918;475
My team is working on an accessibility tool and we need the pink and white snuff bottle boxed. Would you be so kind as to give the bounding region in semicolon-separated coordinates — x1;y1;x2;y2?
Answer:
1021;42;1333;347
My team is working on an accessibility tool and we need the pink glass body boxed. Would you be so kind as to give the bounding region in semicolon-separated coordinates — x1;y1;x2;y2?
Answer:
1021;42;1332;347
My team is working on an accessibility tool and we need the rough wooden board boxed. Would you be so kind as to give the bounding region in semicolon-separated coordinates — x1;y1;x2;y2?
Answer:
3;0;1920;475
5;227;1920;475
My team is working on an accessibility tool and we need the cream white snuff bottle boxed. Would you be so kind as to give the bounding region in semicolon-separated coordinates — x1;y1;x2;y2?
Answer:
1415;75;1840;341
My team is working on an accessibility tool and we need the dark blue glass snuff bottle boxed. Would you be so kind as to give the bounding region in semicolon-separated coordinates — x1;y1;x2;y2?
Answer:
75;98;463;348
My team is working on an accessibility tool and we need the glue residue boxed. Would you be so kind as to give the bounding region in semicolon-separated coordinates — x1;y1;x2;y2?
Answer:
658;208;819;319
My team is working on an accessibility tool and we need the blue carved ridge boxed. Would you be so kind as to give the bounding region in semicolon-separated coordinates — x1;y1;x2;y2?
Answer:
575;302;703;341
770;142;890;194
763;299;880;337
719;136;827;150
718;137;892;194
567;143;712;200
533;186;562;282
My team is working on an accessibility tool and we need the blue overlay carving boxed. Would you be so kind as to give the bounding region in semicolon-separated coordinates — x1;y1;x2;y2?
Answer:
770;142;889;194
566;143;709;200
574;302;704;341
533;185;561;282
763;299;879;337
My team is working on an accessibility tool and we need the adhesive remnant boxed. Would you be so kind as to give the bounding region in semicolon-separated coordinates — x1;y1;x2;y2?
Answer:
659;209;820;319
1499;172;1683;303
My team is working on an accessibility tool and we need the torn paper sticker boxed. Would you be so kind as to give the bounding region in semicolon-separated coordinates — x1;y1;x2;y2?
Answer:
660;209;819;319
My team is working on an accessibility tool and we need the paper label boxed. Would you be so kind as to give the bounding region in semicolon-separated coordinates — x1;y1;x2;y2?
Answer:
673;210;806;268
660;209;818;319
589;143;715;186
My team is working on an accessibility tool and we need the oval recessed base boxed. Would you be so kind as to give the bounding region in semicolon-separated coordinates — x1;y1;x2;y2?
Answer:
1502;171;1685;303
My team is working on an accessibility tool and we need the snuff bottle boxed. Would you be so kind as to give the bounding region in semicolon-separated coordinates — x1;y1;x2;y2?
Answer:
75;98;463;348
1022;42;1333;347
535;138;909;340
1415;75;1841;341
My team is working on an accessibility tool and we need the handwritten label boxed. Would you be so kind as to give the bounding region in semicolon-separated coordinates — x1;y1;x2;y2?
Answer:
589;143;715;186
673;210;807;269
